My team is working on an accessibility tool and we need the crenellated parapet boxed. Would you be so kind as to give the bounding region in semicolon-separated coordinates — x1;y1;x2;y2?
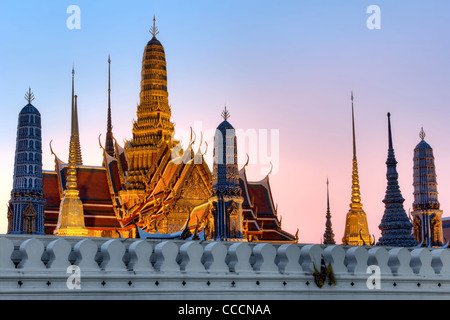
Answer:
1;235;450;299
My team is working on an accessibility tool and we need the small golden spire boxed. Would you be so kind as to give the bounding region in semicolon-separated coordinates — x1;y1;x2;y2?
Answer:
150;15;159;37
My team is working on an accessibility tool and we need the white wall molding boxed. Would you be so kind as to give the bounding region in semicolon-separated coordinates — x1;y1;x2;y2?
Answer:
0;234;449;299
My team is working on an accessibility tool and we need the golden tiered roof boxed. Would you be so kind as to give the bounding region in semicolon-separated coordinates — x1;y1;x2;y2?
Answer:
132;17;174;147
126;17;176;191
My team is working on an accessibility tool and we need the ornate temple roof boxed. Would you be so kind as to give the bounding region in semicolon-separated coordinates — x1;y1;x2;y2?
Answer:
39;19;297;243
238;166;297;242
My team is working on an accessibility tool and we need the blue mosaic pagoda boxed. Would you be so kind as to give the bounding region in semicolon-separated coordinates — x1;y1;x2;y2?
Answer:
7;89;45;234
411;128;443;247
209;107;244;241
377;113;417;247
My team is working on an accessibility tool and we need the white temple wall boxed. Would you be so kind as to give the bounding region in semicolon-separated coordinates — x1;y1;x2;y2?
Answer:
0;234;450;300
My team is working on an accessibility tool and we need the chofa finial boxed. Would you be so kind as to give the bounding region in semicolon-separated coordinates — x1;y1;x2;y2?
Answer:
150;15;159;37
419;127;426;140
387;112;393;149
25;87;35;104
221;105;230;121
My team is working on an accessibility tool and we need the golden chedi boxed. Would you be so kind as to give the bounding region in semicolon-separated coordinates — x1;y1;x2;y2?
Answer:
54;69;87;236
342;92;373;246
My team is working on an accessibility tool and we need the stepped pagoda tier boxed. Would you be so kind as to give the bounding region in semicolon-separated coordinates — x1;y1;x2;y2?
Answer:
125;17;176;193
377;113;417;247
342;93;373;246
411;128;443;246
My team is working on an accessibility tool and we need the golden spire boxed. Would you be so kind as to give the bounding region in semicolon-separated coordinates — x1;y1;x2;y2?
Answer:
350;91;361;206
150;15;159;38
126;16;176;191
69;67;82;165
132;15;174;150
104;55;114;157
342;92;372;245
54;68;88;236
54;138;88;236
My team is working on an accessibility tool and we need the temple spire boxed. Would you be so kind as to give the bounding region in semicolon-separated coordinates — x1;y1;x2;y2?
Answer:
387;112;393;149
25;87;35;104
342;92;372;245
350;91;361;205
8;91;45;234
105;55;114;157
69;67;82;165
327;178;330;210
411;128;444;247
127;16;176;191
351;91;356;158
376;113;417;247
150;15;159;38
419;127;426;141
221;105;230;121
210;108;244;241
71;67;75;134
323;178;335;244
54;68;87;236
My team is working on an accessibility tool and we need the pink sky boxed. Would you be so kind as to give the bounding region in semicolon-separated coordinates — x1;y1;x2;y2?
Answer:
1;1;450;244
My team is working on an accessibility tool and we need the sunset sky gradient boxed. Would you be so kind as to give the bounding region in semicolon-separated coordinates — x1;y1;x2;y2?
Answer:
1;1;450;243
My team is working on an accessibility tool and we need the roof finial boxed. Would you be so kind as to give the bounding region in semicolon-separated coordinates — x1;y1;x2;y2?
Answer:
105;54;114;157
150;15;159;38
326;177;330;211
387;112;393;149
351;91;356;159
68;67;82;165
221;105;230;121
419;127;426;141
323;176;335;245
25;87;35;104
